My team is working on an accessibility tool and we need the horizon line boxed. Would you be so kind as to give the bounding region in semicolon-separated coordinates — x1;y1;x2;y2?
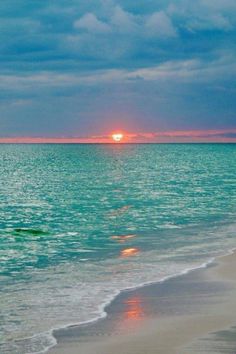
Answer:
0;142;236;145
0;129;236;144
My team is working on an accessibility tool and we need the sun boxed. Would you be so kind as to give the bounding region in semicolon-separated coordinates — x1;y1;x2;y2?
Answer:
112;133;124;142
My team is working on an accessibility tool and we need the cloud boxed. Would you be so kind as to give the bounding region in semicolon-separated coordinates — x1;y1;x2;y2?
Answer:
168;0;235;32
0;0;235;137
1;53;235;97
1;129;236;143
110;6;138;33
125;129;236;142
74;13;111;33
187;13;232;31
146;11;177;38
200;0;236;11
125;54;236;82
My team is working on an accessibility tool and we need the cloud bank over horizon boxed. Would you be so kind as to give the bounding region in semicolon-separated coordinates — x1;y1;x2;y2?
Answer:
1;129;236;143
0;0;235;138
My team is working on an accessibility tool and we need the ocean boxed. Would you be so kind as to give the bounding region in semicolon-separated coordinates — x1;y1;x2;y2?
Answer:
0;143;236;353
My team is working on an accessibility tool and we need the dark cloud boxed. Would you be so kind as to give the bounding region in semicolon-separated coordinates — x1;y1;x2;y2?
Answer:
0;0;235;136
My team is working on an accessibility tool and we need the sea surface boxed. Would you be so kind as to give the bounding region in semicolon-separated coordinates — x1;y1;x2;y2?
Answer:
0;143;236;353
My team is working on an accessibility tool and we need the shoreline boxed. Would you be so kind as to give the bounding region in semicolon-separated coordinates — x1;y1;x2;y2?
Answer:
48;249;236;354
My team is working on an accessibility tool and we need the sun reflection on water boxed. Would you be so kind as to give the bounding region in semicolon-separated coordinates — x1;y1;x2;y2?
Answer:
120;247;140;257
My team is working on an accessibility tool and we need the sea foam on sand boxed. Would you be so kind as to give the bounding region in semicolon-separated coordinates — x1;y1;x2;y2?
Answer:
49;250;236;354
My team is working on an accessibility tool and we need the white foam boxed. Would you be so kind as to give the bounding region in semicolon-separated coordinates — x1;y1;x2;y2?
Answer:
10;249;233;354
2;222;236;354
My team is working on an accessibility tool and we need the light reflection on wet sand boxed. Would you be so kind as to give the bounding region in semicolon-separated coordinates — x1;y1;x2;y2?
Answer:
114;294;146;333
123;296;144;321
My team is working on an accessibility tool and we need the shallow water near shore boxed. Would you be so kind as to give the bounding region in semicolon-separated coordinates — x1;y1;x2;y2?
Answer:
0;143;236;353
49;255;236;354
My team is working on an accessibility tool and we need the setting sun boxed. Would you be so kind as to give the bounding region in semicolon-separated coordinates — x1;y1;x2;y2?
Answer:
112;133;124;142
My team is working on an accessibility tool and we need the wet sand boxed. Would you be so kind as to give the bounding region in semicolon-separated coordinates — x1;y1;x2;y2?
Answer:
49;251;236;354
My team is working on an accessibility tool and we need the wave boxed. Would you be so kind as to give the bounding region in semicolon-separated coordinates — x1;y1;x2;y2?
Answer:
5;247;235;354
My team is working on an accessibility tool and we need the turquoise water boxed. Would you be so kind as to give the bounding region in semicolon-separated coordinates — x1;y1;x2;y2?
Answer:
0;144;236;353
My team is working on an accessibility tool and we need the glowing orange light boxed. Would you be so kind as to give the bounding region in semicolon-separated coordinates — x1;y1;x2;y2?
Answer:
112;133;124;142
124;296;144;320
115;295;144;333
120;247;140;257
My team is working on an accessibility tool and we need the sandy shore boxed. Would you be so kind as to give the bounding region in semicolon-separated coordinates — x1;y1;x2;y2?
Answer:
49;251;236;354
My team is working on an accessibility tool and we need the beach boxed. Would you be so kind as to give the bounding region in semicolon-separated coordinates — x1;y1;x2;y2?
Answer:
49;251;236;354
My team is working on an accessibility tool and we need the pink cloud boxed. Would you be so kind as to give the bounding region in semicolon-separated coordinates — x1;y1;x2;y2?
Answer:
0;129;236;143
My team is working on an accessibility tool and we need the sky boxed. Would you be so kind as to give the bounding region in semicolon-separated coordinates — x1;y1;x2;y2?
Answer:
0;0;236;142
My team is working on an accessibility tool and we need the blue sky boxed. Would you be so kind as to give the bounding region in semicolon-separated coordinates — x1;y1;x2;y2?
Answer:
0;0;236;138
